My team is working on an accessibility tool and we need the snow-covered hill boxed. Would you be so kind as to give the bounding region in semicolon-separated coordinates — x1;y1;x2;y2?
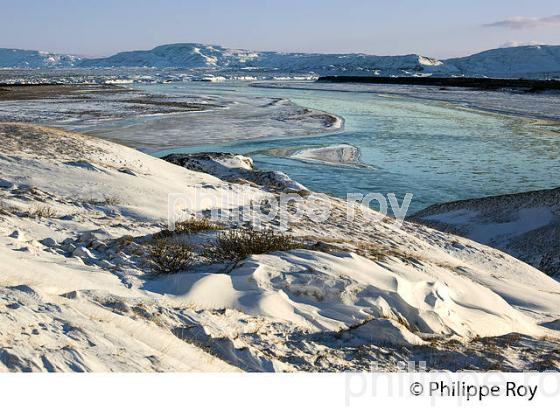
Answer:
1;123;559;371
0;48;81;68
443;45;560;78
413;187;560;278
79;43;255;69
79;43;442;76
2;43;560;79
71;43;560;78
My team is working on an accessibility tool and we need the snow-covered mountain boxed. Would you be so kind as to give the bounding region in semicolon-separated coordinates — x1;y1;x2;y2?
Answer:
75;43;560;78
0;48;81;68
2;43;560;78
443;45;560;78
79;43;256;69
79;42;442;76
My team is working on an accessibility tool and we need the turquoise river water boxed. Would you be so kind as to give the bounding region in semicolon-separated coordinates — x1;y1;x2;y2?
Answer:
137;82;560;213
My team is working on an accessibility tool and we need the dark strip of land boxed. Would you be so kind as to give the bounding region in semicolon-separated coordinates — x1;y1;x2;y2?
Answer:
0;84;123;101
316;76;560;91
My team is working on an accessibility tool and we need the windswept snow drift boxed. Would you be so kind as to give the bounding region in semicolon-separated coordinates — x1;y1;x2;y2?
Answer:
1;123;558;371
147;249;541;340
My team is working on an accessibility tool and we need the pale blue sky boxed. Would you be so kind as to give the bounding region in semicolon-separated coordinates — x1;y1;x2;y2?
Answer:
1;0;559;58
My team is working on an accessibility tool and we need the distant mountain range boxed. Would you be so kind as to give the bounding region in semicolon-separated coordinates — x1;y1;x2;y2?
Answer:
0;48;81;69
1;43;559;79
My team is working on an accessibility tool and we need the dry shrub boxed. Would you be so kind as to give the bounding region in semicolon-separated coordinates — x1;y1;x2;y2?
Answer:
355;241;415;263
0;200;11;216
176;217;223;234
148;238;195;274
154;217;223;239
207;228;305;262
85;195;121;206
101;195;121;206
300;238;420;265
29;205;57;219
294;189;312;198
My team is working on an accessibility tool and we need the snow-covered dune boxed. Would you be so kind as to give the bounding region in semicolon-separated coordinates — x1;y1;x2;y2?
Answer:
1;123;558;371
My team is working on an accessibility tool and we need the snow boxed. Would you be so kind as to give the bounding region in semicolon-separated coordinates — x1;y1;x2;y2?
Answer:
291;144;364;167
443;45;560;78
0;87;342;151
418;207;557;244
163;152;308;192
467;207;553;243
413;187;560;278
3;43;559;79
150;249;543;339
0;48;80;68
77;42;443;76
1;123;559;371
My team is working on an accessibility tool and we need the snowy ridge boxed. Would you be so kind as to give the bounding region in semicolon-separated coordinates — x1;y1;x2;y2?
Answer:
79;44;242;69
413;187;560;278
2;43;560;78
0;48;81;68
79;43;442;76
444;45;560;78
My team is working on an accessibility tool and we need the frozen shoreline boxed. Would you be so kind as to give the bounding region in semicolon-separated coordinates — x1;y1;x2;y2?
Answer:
252;81;560;123
0;84;344;151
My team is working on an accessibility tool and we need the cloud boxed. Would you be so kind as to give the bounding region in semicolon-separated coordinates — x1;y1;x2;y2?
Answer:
484;14;560;30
